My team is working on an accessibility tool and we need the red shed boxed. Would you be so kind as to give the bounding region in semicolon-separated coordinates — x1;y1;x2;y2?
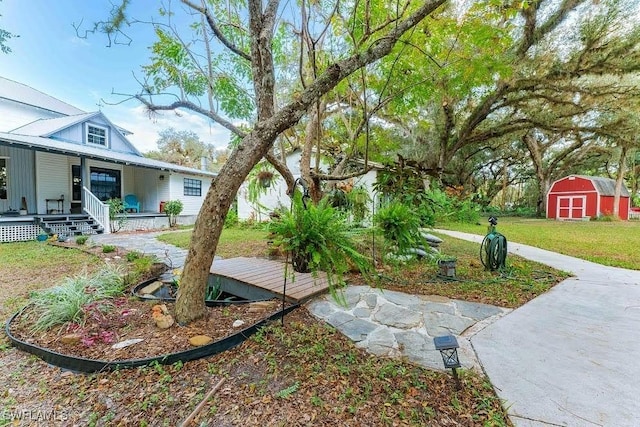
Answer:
546;175;630;220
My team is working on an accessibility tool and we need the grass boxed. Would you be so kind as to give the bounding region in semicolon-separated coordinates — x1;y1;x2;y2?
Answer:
157;227;269;258
439;217;640;270
360;233;569;308
26;264;127;332
0;242;98;324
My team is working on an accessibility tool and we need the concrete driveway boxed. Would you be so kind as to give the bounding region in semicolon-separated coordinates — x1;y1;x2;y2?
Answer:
437;230;640;427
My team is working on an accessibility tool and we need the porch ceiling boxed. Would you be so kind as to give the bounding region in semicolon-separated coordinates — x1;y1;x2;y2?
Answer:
0;132;216;177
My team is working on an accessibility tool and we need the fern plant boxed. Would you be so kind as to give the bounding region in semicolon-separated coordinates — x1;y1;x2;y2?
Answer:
374;201;423;255
269;193;371;289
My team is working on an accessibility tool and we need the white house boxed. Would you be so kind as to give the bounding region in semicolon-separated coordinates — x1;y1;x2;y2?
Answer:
237;149;381;221
0;77;216;241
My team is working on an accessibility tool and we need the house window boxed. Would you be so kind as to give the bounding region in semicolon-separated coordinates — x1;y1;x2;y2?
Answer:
90;167;121;201
0;158;7;200
86;124;108;146
184;178;201;196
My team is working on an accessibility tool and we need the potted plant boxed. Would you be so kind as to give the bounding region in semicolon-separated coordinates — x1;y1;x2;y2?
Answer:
269;193;371;288
256;170;274;188
374;201;424;262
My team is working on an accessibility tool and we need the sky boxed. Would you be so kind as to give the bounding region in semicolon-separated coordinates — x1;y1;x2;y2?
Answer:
0;0;231;153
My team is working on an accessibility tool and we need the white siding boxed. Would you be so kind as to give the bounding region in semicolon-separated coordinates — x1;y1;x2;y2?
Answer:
168;173;212;215
237;153;377;221
35;152;70;214
50;117;137;154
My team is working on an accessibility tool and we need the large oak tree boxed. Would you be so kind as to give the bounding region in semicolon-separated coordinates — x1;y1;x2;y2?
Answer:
102;0;448;324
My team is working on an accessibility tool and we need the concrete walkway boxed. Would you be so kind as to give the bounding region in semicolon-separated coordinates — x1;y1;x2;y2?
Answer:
437;230;640;427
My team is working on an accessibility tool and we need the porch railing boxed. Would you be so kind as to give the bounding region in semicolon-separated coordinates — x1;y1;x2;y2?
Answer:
82;186;111;234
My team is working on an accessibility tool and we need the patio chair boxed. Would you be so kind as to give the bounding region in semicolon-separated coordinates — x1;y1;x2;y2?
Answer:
123;194;140;213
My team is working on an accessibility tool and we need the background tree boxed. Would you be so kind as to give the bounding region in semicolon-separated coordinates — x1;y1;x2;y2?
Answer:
0;0;17;54
371;0;640;209
146;128;219;171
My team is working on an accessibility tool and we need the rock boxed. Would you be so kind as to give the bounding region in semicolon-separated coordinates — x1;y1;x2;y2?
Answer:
248;301;275;313
326;312;378;342
111;338;144;349
154;314;174;329
406;247;429;258
152;304;169;315
60;333;82;345
421;232;444;244
232;320;245;328
139;281;164;295
365;327;398;356
373;303;422;329
189;335;214;346
353;307;372;318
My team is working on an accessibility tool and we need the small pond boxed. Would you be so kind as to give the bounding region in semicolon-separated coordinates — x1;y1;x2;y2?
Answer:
132;273;278;306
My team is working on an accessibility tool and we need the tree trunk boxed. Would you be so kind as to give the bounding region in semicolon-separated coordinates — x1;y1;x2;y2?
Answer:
613;145;628;218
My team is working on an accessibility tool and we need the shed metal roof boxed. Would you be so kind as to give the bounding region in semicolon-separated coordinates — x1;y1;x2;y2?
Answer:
575;175;630;197
0;132;217;178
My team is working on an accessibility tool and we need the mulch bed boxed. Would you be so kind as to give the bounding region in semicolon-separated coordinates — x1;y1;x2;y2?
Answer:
8;298;285;362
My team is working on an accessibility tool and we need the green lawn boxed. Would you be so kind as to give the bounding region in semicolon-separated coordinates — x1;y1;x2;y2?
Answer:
439;217;640;270
157;227;270;258
0;242;98;322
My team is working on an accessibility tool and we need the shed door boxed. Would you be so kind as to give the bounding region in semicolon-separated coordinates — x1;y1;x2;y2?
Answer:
557;196;586;219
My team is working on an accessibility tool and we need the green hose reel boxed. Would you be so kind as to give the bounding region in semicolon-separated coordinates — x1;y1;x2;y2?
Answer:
480;216;507;271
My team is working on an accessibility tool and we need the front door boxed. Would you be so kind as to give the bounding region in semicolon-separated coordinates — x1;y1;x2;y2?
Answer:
71;165;82;213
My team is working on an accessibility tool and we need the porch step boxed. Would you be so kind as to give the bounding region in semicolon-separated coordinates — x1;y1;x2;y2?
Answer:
35;214;104;237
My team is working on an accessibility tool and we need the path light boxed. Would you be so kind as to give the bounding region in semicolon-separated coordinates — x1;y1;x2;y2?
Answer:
434;335;461;389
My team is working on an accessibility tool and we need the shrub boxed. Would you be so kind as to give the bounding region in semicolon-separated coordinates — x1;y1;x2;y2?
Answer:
102;245;116;253
125;255;159;284
28;265;126;332
126;250;142;262
106;198;127;233
374;201;423;254
269;193;371;291
224;207;239;228
75;235;89;245
164;200;184;227
347;186;371;226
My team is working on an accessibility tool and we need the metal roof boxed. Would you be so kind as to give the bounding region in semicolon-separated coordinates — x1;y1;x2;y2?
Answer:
0;77;85;116
0;132;217;177
10;112;98;136
575;175;630;197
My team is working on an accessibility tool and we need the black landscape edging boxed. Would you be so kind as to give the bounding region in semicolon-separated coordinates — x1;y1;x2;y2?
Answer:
5;304;299;373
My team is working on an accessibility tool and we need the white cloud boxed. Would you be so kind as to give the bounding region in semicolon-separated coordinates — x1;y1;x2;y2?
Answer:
102;104;232;153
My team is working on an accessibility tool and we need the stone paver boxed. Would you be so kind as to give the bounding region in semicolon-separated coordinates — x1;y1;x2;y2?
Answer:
307;285;510;371
90;231;188;268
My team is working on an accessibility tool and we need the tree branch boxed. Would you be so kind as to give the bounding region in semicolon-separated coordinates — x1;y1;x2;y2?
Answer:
181;0;251;61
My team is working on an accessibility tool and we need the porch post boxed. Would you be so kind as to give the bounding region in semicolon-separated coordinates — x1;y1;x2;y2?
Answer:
80;156;87;211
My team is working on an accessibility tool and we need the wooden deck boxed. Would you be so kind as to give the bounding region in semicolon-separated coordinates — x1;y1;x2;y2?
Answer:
210;257;330;303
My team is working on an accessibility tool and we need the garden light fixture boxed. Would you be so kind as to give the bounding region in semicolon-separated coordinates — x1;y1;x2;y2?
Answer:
434;335;461;389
